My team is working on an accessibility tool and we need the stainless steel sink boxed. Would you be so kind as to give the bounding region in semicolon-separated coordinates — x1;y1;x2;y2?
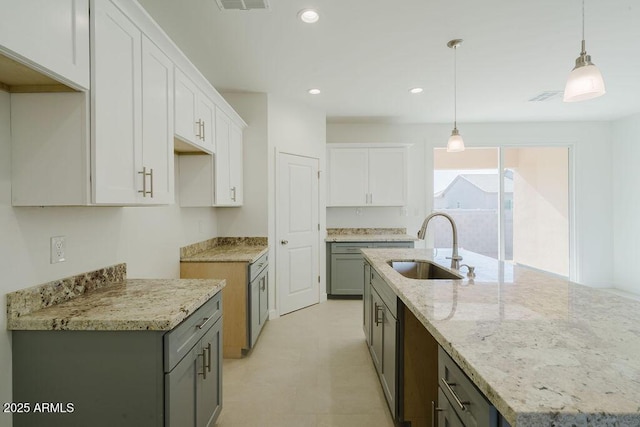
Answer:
388;260;463;280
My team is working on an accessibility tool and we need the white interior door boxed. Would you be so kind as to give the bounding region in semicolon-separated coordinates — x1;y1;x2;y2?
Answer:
277;152;319;315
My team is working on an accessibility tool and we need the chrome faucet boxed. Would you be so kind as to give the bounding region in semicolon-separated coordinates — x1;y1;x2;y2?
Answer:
417;212;463;270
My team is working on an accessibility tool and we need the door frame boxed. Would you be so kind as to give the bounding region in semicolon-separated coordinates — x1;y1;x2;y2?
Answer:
274;150;323;317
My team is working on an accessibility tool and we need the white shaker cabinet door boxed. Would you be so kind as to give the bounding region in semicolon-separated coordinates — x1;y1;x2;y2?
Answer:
197;94;216;153
91;0;142;204
214;108;232;205
368;147;407;206
327;148;368;206
140;35;175;204
0;0;90;90
174;68;199;145
228;123;244;206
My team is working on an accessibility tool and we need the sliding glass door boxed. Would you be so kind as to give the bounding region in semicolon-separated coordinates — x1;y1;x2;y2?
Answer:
434;146;570;277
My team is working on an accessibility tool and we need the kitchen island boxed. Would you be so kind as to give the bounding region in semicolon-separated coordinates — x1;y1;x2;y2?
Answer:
7;264;225;427
361;248;640;426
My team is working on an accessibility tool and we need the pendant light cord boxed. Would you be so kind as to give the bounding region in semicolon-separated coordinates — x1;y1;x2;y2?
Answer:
453;45;457;129
581;0;586;54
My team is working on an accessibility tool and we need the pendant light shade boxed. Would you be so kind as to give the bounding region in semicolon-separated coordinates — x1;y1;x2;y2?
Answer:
446;39;464;153
563;0;605;102
447;128;465;152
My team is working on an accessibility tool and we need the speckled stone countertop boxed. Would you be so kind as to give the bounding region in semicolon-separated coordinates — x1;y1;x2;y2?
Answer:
326;227;418;242
7;264;225;331
361;248;640;427
180;237;268;263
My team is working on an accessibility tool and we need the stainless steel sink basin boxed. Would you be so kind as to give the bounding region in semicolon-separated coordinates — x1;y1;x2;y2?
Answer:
388;260;463;280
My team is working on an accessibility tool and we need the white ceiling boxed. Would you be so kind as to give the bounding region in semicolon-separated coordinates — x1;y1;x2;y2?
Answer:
138;0;640;124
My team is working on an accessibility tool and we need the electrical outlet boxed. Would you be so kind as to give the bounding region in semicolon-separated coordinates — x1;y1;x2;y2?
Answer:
50;236;66;264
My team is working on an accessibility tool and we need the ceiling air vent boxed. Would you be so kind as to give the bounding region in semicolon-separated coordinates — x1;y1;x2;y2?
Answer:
528;91;563;102
216;0;270;10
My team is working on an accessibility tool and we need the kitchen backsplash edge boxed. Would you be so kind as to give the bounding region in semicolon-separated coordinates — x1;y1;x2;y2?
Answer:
180;237;269;258
6;263;127;323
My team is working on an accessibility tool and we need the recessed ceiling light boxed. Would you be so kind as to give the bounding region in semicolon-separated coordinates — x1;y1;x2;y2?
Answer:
409;87;423;94
308;88;321;95
298;9;319;23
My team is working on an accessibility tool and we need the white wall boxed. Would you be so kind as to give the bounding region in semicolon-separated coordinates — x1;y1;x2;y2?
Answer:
267;94;326;314
0;91;219;427
217;92;269;237
612;114;640;294
327;121;614;287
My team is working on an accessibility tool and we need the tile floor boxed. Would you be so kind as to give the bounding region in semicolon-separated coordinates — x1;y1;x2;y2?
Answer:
215;299;395;427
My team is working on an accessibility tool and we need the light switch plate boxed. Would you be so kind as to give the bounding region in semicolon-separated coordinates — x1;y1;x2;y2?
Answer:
50;236;66;264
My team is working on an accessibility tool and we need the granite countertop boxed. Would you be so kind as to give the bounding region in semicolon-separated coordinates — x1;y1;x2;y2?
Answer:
180;237;268;263
361;248;640;427
326;227;418;242
7;264;225;331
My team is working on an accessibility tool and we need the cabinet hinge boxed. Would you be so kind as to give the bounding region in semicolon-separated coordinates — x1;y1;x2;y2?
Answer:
318;223;320;231
317;170;320;179
318;275;321;283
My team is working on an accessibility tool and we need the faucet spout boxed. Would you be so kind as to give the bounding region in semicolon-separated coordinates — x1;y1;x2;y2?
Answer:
417;211;462;270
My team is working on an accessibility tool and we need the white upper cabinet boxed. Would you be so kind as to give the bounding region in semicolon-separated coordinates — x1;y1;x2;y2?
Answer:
140;36;175;204
92;0;174;205
9;0;245;207
178;108;244;207
91;0;142;204
214;108;243;206
0;0;90;90
175;68;215;154
327;145;408;207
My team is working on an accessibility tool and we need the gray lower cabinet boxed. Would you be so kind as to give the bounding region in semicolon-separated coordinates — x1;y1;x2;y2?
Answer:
249;252;269;348
328;241;413;296
437;346;500;427
12;293;223;427
364;262;399;419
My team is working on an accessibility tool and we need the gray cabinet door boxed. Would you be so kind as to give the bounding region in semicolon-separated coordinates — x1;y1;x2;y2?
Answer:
197;318;222;427
331;253;366;295
259;273;269;325
381;304;397;418
166;342;199;426
250;277;260;347
370;287;384;372
363;262;371;343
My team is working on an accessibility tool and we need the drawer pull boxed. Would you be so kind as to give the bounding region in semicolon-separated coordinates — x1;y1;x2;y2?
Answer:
431;401;444;427
441;378;469;411
197;316;212;330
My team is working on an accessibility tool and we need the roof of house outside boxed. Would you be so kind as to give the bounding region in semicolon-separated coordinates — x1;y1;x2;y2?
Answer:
435;173;514;198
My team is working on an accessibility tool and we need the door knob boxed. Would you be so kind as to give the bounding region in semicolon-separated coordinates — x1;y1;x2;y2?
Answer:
280;240;288;245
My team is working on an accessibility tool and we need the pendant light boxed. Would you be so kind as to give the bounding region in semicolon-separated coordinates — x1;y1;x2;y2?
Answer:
563;0;605;102
447;39;464;152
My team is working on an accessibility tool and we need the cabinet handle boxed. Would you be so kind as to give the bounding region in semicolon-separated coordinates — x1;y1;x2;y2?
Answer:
149;168;154;198
195;119;202;139
138;167;152;197
231;186;237;201
370;193;373;204
196;316;212;330
201;120;206;140
198;349;207;379
280;240;288;245
431;401;444;427
206;342;212;373
260;277;266;291
440;378;469;411
374;303;384;326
